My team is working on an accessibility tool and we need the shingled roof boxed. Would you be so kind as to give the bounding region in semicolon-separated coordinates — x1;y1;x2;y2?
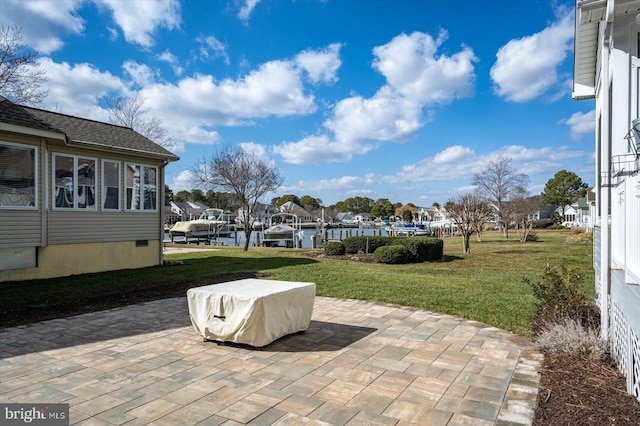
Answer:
0;96;178;162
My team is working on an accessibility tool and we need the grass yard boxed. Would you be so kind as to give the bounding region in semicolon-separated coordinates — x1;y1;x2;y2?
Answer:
0;229;593;337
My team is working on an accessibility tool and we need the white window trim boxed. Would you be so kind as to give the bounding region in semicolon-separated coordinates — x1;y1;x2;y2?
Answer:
124;162;158;212
0;140;38;210
52;153;97;211
101;159;121;212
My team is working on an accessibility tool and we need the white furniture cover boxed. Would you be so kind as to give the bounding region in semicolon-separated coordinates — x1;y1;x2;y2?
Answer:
187;279;316;347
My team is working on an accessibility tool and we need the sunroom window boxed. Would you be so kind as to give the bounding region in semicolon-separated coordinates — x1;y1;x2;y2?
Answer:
125;163;157;211
102;160;120;210
53;154;96;209
0;141;37;208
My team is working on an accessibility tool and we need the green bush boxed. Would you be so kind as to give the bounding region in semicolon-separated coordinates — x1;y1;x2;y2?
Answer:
342;235;443;262
324;241;346;255
523;263;586;321
391;237;443;262
342;236;390;254
374;245;409;264
533;219;554;228
525;232;539;242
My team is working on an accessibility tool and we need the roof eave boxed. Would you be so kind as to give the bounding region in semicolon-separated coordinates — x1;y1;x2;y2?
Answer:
0;122;67;143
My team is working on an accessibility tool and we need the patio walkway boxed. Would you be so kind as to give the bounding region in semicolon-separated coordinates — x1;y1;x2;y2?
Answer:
0;296;541;425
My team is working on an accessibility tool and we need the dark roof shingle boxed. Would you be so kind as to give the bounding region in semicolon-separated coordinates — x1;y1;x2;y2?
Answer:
0;96;178;161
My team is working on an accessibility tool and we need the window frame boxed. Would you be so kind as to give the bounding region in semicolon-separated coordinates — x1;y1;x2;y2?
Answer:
0;141;38;210
101;159;121;211
124;162;158;212
52;153;97;211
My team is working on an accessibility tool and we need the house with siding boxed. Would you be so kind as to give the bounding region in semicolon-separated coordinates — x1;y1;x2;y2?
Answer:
574;0;640;402
0;97;179;282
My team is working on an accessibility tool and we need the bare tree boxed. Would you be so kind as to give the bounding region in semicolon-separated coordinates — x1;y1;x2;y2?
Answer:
445;194;494;254
0;26;48;105
106;94;173;148
510;187;542;243
472;156;528;238
191;145;284;251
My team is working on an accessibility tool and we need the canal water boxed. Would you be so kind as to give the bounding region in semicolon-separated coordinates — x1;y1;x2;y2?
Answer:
166;226;387;249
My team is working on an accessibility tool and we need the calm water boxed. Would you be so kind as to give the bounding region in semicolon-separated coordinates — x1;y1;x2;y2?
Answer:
165;226;387;249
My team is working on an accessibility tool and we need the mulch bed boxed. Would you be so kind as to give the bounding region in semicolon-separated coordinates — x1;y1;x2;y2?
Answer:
2;261;640;425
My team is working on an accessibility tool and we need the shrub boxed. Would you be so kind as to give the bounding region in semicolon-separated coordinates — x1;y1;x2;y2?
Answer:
324;241;346;255
392;237;443;262
533;219;554;229
523;263;586;321
342;236;444;262
534;318;608;360
571;226;586;235
374;245;409;264
525;231;539;242
342;236;391;254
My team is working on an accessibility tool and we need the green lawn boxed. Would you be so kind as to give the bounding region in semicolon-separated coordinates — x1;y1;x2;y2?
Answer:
0;229;593;338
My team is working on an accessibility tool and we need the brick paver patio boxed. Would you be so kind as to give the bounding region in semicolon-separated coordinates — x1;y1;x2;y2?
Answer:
0;296;541;425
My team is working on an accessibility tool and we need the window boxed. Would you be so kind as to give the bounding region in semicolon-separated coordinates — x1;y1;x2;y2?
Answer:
102;160;120;210
125;163;157;211
53;154;96;210
0;141;37;208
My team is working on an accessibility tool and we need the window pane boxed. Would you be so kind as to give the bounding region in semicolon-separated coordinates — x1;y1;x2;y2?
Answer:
143;166;157;210
103;160;120;210
126;164;141;210
54;155;74;208
0;143;36;208
77;157;95;209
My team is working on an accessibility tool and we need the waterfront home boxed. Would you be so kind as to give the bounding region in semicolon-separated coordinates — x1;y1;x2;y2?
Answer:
0;97;178;282
574;0;640;402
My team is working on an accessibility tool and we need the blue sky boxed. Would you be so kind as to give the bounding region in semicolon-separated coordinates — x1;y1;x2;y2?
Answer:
3;0;595;207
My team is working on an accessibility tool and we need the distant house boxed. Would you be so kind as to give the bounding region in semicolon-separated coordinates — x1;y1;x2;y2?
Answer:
0;97;178;282
336;212;357;225
169;200;210;221
279;201;313;222
354;212;370;223
236;202;278;227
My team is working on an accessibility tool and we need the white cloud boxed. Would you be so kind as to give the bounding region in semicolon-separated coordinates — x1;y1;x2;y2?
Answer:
158;50;184;76
560;109;595;140
197;35;230;65
122;61;157;87
432;145;475;164
274;31;476;165
142;59;316;130
170;170;198;192
37;57;124;119
295;43;342;85
273;135;358;164
490;6;574;102
0;0;85;54
96;0;181;47
372;30;476;105
238;0;261;21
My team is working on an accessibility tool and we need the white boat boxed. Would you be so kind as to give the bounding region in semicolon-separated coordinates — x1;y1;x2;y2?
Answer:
386;222;432;237
169;208;228;243
262;212;303;248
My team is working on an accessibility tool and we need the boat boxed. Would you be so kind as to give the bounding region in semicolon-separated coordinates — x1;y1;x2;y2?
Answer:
169;208;228;244
386;222;432;237
262;212;303;248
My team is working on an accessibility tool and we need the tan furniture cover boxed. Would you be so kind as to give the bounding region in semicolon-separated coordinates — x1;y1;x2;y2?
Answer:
187;279;315;347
